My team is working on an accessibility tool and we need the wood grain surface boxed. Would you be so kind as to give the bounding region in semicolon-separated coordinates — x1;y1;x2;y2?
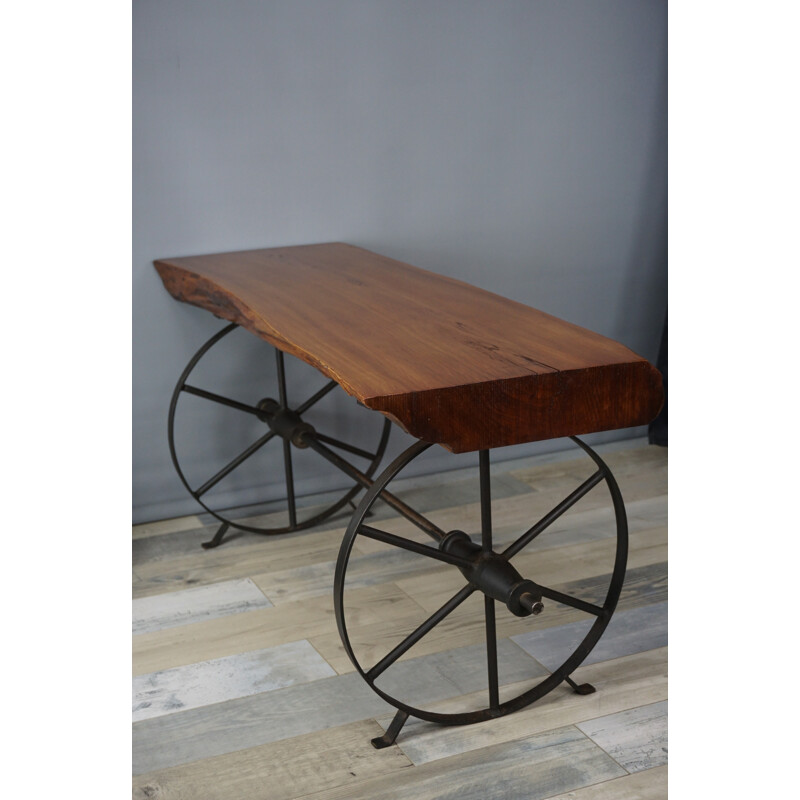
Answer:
155;243;663;452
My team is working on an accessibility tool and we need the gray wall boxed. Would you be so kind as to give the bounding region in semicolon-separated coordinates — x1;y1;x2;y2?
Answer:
133;0;667;524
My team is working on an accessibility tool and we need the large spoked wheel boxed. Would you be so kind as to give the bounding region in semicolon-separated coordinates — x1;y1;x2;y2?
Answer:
334;436;627;731
168;323;391;536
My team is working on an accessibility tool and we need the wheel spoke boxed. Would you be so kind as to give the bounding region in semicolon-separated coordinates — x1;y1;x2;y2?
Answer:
182;384;262;416
359;525;474;569
485;596;500;708
503;470;605;559
282;439;297;527
314;432;376;461
195;430;277;497
294;379;338;415
366;584;475;682
276;350;289;407
195;431;275;497
537;585;605;617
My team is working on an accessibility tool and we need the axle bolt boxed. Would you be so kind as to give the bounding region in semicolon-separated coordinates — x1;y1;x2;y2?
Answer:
256;397;280;422
520;593;544;616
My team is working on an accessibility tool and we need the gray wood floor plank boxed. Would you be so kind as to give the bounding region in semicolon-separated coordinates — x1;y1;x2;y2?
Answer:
132;581;424;677
376;638;548;707
132;577;272;635
497;494;667;551
253;546;435;605
577;701;668;773
133;719;413;800
356;493;666;560
249;489;660;605
133;672;389;775
132;639;543;774
300;726;626;800
545;764;667;799
133;526;345;599
395;520;665;616
133;470;533;564
132;501;351;563
309;561;667;675
511;465;666;508
254;522;666;613
512;447;666;489
233;470;532;534
512;601;668;671
565;561;667;614
386;647;667;766
132;640;336;722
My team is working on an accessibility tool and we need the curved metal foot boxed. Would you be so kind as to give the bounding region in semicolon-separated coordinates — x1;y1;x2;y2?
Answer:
371;710;409;749
565;676;596;695
201;522;230;549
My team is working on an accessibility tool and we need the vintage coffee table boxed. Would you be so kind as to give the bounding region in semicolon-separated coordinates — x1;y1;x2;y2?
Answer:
155;242;663;748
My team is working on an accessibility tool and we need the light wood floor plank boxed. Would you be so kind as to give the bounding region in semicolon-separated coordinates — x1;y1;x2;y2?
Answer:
133;577;272;635
133;514;205;540
396;523;666;614
310;561;667;675
577;700;668;773
352;492;666;556
133;640;335;722
544;764;667;800
133;526;346;599
132;582;425;676
298;725;626;800
132;638;541;774
252;545;434;606
251;510;664;612
375;638;548;708
132;719;412;800
133;469;532;566
384;647;668;766
512;464;667;503
510;446;667;490
133;672;390;775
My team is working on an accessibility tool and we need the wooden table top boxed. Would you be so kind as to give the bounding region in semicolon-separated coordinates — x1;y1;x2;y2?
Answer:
155;243;663;452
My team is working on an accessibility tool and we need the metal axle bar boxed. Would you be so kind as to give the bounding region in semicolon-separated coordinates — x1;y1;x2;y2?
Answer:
302;433;445;541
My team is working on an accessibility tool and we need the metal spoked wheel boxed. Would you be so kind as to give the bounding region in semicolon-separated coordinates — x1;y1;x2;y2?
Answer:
334;436;627;740
168;322;391;538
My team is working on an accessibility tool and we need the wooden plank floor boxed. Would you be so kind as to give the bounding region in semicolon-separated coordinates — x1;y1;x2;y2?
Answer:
133;439;667;799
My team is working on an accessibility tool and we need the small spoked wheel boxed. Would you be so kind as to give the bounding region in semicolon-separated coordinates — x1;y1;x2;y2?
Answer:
334;436;627;735
168;322;391;538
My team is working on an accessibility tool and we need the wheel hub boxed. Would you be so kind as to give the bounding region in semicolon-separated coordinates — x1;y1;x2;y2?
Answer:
256;398;315;448
439;530;544;617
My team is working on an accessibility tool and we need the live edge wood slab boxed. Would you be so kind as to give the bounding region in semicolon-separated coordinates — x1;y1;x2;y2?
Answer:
155;243;663;453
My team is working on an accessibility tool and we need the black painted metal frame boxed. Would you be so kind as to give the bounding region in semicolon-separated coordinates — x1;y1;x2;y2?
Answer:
332;438;628;747
167;323;391;545
165;322;630;748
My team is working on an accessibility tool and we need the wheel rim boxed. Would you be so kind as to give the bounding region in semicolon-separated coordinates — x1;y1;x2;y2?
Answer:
168;322;391;535
334;436;628;724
